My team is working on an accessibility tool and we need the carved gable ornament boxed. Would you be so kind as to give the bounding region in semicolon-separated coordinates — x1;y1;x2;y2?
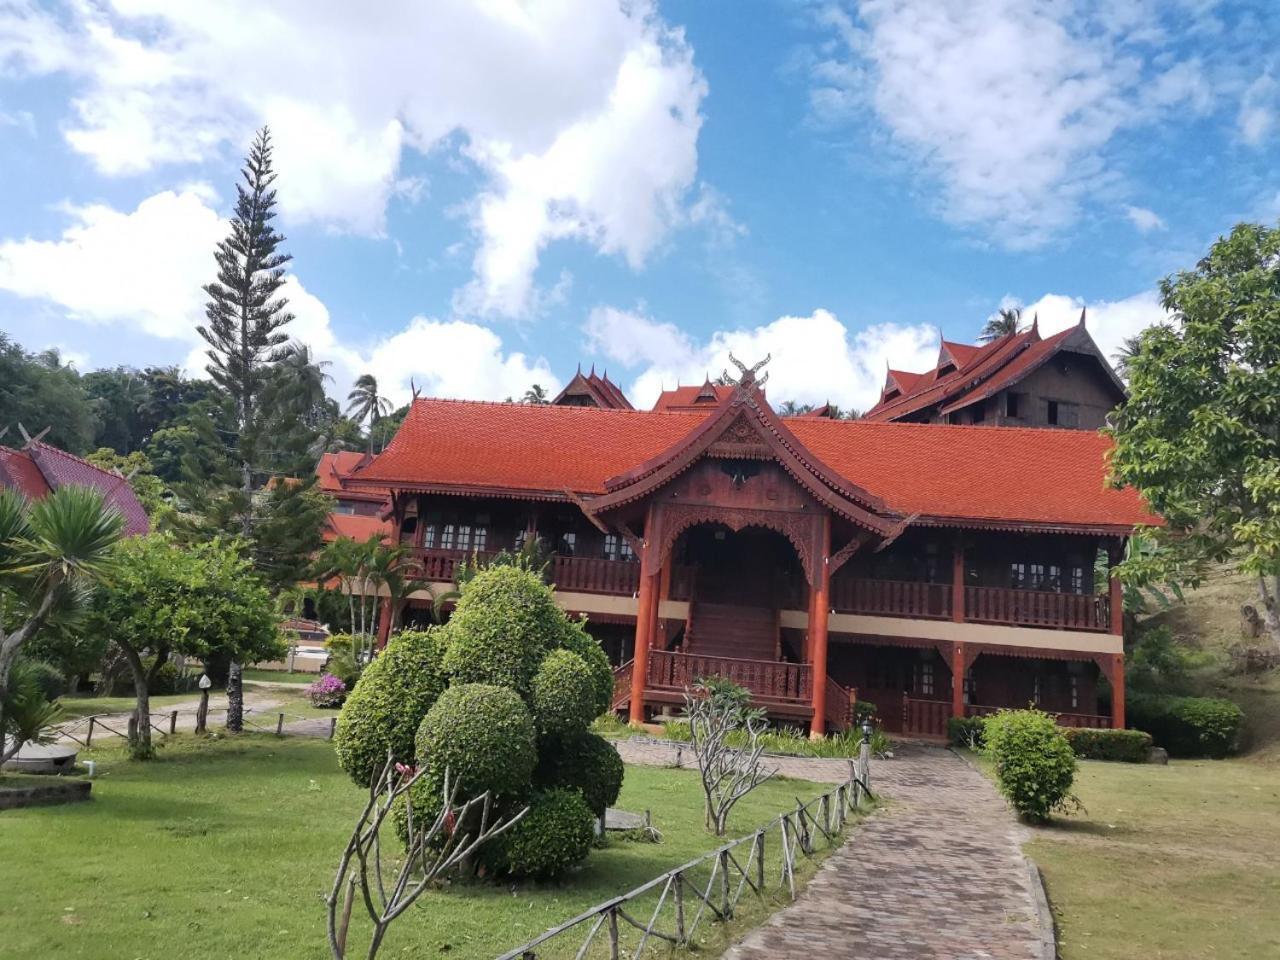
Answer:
707;411;772;460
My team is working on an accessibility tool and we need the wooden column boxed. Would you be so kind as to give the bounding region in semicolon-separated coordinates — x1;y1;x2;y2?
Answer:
629;504;660;726
809;513;832;739
1110;654;1126;729
375;597;393;650
1108;538;1125;637
951;641;967;719
951;534;965;623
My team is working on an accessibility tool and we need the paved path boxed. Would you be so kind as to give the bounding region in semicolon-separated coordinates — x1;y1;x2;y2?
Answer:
614;738;1045;960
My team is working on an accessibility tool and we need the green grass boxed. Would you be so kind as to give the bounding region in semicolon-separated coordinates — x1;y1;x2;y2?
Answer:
0;734;848;959
243;668;316;685
55;691;205;720
1026;756;1280;960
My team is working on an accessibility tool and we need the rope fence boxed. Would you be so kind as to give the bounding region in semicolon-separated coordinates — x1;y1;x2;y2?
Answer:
52;707;338;748
498;753;874;960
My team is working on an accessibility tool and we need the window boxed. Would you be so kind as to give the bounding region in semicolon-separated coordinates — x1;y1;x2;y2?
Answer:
1070;674;1080;710
1069;565;1085;594
1005;392;1020;418
916;660;935;697
1047;400;1080;427
1009;562;1028;589
1028;562;1045;589
970;404;985;424
1033;674;1042;706
1047;400;1059;425
603;533;636;562
559;532;577;556
963;669;975;706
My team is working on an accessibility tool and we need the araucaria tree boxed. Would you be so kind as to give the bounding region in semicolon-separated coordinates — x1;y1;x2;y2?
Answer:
1109;222;1280;651
196;126;297;730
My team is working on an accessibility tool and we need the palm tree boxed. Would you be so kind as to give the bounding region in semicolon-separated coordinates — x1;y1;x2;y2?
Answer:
1113;334;1144;380
978;306;1025;343
346;374;393;452
0;486;123;765
521;384;550;405
274;343;333;420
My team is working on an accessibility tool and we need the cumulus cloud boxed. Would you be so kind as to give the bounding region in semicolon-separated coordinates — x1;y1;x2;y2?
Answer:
0;0;707;317
0;188;555;406
1013;290;1170;365
1238;74;1277;145
1123;205;1166;232
808;0;1214;247
586;306;938;411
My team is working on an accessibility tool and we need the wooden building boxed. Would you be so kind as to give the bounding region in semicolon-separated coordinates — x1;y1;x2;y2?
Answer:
865;313;1126;429
341;360;1155;739
0;437;149;536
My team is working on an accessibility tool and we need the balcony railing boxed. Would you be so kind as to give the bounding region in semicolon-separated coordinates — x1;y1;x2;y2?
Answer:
645;650;811;704
831;577;952;620
552;555;641;596
964;585;1109;631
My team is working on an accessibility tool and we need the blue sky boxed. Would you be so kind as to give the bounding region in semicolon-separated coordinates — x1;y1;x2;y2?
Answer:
0;0;1276;411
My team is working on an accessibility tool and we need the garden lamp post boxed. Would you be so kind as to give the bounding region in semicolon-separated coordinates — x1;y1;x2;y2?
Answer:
860;717;874;744
195;674;212;734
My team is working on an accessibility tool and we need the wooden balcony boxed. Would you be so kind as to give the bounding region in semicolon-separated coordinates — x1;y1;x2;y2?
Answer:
966;703;1110;729
412;548;640;596
831;577;952;620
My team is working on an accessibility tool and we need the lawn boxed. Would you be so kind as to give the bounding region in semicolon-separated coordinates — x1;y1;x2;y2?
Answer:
0;735;845;960
56;690;206;720
244;668;316;685
1026;756;1280;959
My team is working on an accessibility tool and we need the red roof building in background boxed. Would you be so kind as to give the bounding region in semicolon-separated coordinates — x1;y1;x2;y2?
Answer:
865;312;1127;429
552;366;633;409
0;439;149;536
314;450;392;543
346;357;1152;739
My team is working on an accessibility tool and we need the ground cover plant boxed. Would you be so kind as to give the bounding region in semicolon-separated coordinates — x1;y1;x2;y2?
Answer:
0;734;839;960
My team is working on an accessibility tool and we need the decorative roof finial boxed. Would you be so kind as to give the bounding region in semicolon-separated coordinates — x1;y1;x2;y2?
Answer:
1078;307;1087;327
727;352;771;387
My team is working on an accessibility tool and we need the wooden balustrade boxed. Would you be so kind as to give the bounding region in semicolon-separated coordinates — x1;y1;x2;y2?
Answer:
646;650;811;703
552;555;641;596
964;585;1109;631
824;677;857;732
831;577;952;620
965;703;1112;728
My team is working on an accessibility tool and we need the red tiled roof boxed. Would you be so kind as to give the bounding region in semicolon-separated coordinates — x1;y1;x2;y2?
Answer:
652;383;736;412
323;512;393;543
351;398;1155;531
1;442;149;536
316;451;388;502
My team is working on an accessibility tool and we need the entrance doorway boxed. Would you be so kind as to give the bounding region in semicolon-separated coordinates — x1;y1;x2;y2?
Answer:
676;524;802;607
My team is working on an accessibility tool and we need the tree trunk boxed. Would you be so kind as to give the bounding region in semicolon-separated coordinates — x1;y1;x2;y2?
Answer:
1260;575;1280;654
118;643;154;760
226;660;244;733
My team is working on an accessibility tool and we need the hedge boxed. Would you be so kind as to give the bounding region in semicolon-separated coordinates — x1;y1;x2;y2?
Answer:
556;618;614;717
1061;727;1152;763
491;787;596;879
415;683;537;799
530;650;600;736
946;716;985;749
983;709;1080;822
1127;693;1243;758
536;730;624;816
333;628;448;786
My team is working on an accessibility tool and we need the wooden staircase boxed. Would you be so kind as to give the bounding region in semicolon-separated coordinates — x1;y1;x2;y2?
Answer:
684;601;779;660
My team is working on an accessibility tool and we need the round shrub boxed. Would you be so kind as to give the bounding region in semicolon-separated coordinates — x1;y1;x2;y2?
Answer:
530;650;599;736
537;731;624;816
555;618;614;717
1128;693;1243;758
415;683;537;799
334;628;448;786
983;708;1080;822
23;660;66;701
494;787;596;879
442;565;564;695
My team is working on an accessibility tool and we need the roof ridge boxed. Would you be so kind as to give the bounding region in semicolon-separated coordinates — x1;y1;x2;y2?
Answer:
26;439;127;478
411;396;704;418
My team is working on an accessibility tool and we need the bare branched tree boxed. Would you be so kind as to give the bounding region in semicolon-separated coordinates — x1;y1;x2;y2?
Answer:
684;678;777;836
327;756;528;960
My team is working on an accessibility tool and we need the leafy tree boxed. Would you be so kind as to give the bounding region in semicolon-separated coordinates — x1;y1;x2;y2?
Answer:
0;486;123;765
89;534;281;758
978;306;1025;343
368;403;409;452
1109;222;1280;652
0;333;95;453
83;367;151;453
84;448;171;519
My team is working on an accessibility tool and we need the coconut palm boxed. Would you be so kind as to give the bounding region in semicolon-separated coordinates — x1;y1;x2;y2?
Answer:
521;384;550;405
0;486;123;764
978;306;1025;343
346;374;393;452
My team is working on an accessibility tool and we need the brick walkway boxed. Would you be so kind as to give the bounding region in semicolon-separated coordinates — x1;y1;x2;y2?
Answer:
614;738;1045;960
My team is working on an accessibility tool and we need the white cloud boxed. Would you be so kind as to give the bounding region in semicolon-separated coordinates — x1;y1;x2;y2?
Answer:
1239;74;1277;145
588;306;938;411
1123;205;1166;232
0;188;556;406
0;0;707;317
1016;290;1169;364
809;0;1213;247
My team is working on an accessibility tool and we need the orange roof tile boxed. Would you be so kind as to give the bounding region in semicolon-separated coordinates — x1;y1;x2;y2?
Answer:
351;398;1155;531
323;512;394;543
652;383;736;411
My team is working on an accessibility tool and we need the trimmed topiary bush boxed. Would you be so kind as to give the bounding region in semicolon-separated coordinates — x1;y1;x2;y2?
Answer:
1128;693;1243;758
536;731;624;816
531;650;599;736
946;715;986;749
442;565;563;695
493;787;596;879
334;628;448;786
415;683;537;799
556;618;614;717
1062;727;1153;763
983;708;1080;822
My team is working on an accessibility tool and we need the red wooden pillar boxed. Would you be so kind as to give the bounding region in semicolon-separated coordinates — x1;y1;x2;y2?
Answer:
1108;538;1124;637
1110;654;1126;729
375;597;393;650
951;641;967;719
629;504;660;726
809;513;832;739
951;534;965;623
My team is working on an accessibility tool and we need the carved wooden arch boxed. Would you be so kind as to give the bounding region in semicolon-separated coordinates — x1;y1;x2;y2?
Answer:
656;501;818;586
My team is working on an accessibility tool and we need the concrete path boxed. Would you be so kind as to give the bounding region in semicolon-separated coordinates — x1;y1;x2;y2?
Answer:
614;738;1045;960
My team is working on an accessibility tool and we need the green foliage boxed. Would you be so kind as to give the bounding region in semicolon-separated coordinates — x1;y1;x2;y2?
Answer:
530;650;599;736
1127;693;1244;758
0;660;65;749
1126;624;1206;694
983;709;1081;822
536;731;624;816
1061;727;1153;763
0;332;94;453
946;715;987;749
21;660;66;701
492;787;596;879
334;628;448;786
442;565;562;694
556;618;614;718
1109;222;1280;627
84;448;171;519
322;634;363;689
414;683;537;800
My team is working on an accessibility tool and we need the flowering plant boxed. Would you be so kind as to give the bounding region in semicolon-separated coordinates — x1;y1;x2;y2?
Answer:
307;672;348;708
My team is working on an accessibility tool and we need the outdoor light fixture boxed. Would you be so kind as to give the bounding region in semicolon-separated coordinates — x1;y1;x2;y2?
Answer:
860;718;874;743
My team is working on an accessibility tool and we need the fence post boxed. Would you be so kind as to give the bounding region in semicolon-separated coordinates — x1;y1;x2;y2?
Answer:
86;716;95;747
276;713;285;736
756;831;765;894
674;871;686;943
608;907;620;960
169;710;178;735
780;816;796;900
719;849;731;918
329;716;337;740
821;793;831;835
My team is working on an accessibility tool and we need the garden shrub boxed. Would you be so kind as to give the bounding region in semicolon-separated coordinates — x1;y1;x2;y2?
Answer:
530;650;599;736
323;634;363;688
492;787;596;879
1062;727;1153;763
334;628;448;786
946;715;986;749
442;565;562;694
983;709;1080;822
306;673;347;708
556;618;614;717
1127;693;1243;758
23;660;66;701
415;683;537;799
536;731;624;816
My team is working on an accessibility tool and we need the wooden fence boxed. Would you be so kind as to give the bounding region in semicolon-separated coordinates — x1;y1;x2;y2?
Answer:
51;707;338;748
498;755;874;960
